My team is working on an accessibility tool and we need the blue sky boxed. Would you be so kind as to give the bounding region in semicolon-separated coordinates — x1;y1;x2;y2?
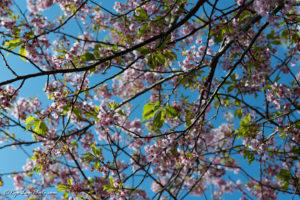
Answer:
0;1;299;200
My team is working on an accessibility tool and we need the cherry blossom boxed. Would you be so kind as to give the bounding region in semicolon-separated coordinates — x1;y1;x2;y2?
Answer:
0;0;299;199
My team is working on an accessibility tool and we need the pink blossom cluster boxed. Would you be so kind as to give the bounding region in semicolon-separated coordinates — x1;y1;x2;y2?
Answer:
0;0;299;199
247;179;277;200
253;0;273;16
12;97;41;121
112;67;146;98
27;0;54;13
0;85;17;111
95;102;119;128
266;83;291;110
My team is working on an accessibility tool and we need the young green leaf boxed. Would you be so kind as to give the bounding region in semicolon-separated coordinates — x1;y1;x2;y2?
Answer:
56;184;68;192
19;45;26;62
134;7;148;21
165;106;178;118
80;51;95;61
153;109;165;130
142;101;159;121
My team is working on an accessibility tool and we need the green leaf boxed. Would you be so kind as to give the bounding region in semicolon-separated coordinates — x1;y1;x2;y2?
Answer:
91;144;97;154
227;85;235;92
91;144;102;155
239;11;250;22
153;109;165;130
267;31;275;40
94;44;101;58
57;184;68;192
294;121;300;130
82;153;95;162
281;132;286;140
107;102;118;109
271;40;281;45
171;147;178;156
277;169;291;190
13;27;21;37
187;153;193;159
237;114;256;138
94;161;100;170
25;116;39;131
240;114;251;126
80;51;95;62
156;52;166;65
19;45;26;62
67;179;73;185
214;35;223;43
28;197;39;200
103;185;115;192
95;106;100;112
71;141;79;148
290;146;300;160
33;121;48;135
153;16;164;22
25;116;37;125
134;7;148;21
85;110;98;119
63;192;69;199
26;30;35;38
137;46;149;56
234;109;243;119
4;39;22;50
65;3;76;13
109;176;114;185
62;106;70;115
73;107;81;118
138;23;150;35
230;74;236;81
243;150;254;164
147;54;156;68
142;101;159;121
116;109;126;116
34;164;42;174
76;195;85;200
165;50;177;61
56;49;67;54
223;99;229;106
165;106;178;118
235;100;241;106
230;53;238;59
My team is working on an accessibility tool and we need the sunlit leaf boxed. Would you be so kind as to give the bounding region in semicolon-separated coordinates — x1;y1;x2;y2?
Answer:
19;45;26;62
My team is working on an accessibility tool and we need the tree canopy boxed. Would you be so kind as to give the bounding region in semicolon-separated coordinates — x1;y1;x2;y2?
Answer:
0;0;299;199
